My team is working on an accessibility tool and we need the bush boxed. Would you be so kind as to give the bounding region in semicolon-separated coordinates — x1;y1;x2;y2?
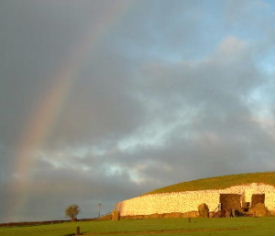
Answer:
250;203;269;217
65;204;80;221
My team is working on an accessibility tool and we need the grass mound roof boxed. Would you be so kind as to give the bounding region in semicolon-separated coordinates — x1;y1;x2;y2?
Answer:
147;172;275;195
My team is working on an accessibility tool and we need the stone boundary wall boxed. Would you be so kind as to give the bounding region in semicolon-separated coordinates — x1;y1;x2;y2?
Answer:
118;183;275;216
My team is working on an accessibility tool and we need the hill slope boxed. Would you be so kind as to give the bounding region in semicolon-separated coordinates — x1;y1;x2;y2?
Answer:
148;172;275;194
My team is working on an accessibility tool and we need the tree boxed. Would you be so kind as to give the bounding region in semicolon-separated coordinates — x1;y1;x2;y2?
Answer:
65;204;80;221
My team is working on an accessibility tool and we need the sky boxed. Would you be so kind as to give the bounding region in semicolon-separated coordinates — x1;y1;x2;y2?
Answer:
0;0;274;222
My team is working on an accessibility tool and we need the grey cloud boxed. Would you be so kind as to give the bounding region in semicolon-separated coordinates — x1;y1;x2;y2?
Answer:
1;157;148;221
96;36;275;187
0;0;135;146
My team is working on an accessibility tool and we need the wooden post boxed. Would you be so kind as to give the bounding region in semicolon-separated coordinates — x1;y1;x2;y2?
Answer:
76;226;80;235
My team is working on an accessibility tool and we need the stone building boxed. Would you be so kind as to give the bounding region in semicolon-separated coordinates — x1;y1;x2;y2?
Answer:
116;183;275;217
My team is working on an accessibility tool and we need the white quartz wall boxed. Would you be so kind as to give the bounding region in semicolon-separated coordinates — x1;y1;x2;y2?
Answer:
118;183;275;216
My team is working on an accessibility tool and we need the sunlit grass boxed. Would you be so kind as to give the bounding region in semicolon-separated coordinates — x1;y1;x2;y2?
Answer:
0;217;274;236
148;172;275;194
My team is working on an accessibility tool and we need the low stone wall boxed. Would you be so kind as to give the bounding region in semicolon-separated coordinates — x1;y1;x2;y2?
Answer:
118;183;275;216
121;211;199;219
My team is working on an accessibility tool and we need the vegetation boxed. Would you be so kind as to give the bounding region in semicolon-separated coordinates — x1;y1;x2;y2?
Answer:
147;171;275;194
65;204;80;221
0;217;274;236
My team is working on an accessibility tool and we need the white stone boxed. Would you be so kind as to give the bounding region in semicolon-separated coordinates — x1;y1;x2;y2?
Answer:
117;183;275;216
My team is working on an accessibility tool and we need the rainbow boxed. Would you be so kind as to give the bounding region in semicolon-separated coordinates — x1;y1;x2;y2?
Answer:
7;1;135;222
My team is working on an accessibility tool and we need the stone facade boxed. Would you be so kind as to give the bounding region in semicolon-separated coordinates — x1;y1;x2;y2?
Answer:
117;183;275;216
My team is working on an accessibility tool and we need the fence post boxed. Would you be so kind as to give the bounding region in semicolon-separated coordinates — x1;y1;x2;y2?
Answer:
76;226;80;235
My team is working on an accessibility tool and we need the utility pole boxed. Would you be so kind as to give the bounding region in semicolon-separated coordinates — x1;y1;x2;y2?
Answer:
97;203;102;218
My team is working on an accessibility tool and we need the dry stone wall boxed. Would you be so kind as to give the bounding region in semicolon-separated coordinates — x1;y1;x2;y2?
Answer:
118;183;275;216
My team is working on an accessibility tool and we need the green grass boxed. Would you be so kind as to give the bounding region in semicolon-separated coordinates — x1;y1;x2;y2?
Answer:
147;172;275;194
0;217;274;236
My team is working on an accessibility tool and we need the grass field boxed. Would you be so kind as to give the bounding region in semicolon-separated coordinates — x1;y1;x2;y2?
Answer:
0;217;274;236
148;172;275;194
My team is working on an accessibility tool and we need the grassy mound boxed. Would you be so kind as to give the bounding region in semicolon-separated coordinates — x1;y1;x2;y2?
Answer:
148;172;275;194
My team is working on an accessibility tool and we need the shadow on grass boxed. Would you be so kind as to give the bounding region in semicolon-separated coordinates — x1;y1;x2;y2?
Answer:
64;231;88;236
82;226;252;235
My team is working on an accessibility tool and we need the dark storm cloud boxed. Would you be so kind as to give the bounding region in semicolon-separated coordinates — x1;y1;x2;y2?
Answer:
0;0;274;222
0;0;134;146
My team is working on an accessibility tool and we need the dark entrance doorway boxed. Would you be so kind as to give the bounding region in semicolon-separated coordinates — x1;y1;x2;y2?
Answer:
251;194;265;208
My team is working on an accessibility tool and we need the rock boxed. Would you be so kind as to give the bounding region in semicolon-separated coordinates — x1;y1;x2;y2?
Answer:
198;203;209;218
182;211;199;218
250;203;269;217
225;209;232;218
148;213;162;219
212;211;222;218
232;209;245;217
112;210;120;221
